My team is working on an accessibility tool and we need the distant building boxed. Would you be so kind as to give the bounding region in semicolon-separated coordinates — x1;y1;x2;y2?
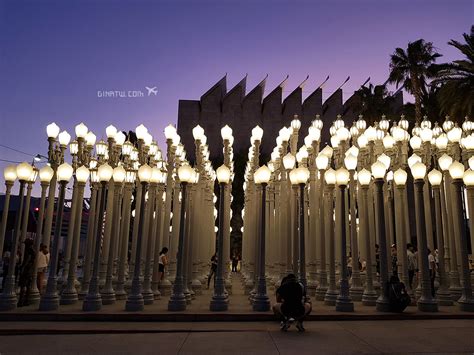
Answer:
177;74;403;161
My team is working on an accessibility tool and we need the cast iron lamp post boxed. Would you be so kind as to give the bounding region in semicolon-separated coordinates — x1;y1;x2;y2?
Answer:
449;163;474;312
289;166;310;291
29;165;54;304
82;163;114;311
334;167;354;312
126;164;152;311
0;165;17;262
323;168;338;305
210;164;231;311
168;164;194;311
38;162;74;311
0;162;34;311
315;153;329;300
410;161;438;312
252;165;271;312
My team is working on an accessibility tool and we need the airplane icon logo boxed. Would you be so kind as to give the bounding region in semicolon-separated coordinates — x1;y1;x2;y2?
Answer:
145;86;158;96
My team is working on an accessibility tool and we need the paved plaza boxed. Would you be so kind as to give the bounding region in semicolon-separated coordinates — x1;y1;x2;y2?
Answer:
0;319;473;354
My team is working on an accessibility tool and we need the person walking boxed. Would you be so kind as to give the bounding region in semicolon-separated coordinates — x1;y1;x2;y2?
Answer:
157;247;169;283
36;243;50;293
207;253;217;289
428;248;437;297
407;243;417;289
17;239;36;307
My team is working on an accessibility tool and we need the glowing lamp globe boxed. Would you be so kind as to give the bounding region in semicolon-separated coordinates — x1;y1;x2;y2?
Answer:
448;161;465;180
164;124;177;140
336;127;350;141
291;167;309;185
383;135;395;149
358;168;371;186
438;154;453;171
279;127;291;142
192;125;205;141
114;131;126;146
420;128;433;143
135;124;148;140
105;125;117;139
436;134;448;150
357;134;368;148
111;166;125;183
85;131;97;146
291;118;301;130
324;168;336;185
393;169;407;186
148;142;158;156
356;116;366;131
89;158;97;169
220;125;233;141
408;154;422;169
143;132;153;146
392;127;405;142
16;162;34;182
344;154;357;171
282;153;296;170
371;161;386;179
122;141;133;156
125;170;137;184
469;156;474;170
46;122;60;139
377;153;391;170
96;140;108;157
56;163;74;182
409;136;422;150
39;165;54;183
254;165;271;184
251;126;264;141
462;134;474;150
177;164;193;183
447;126;462;143
316;154;329;170
90;169;99;183
216;165;231;184
69;140;78;155
312;116;323;130
4;165;17;182
58;131;71;146
336;167;350;186
75;122;88;138
428;169;442;186
410;162;427;180
365;126;377;142
463;170;474;186
346;145;359;157
320;145;334;158
98;163;113;182
75;166;89;183
330;135;340;148
308;126;321;142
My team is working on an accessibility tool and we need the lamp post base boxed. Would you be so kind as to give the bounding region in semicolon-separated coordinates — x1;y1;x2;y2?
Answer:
125;294;144;312
38;294;59;311
324;289;338;306
449;286;463;301
362;290;378;306
115;289;127;300
0;293;17;311
159;279;172;296
168;294;186;311
60;290;79;305
252;294;270;312
142;289;155;305
376;299;391;312
28;289;41;305
417;297;438;312
458;298;474;312
315;285;328;301
82;294;102;312
349;286;364;301
210;295;229;311
336;297;354;312
436;289;454;306
101;291;116;305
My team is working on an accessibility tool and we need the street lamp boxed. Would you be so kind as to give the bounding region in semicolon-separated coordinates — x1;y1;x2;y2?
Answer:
29;165;54;304
427;169;453;306
126;164;152;311
0;165;17;262
315;153;329;300
370;160;392;312
38;162;73;311
168;164;194;311
210;164;231;311
323;168;338;305
450;163;474;312
0;163;33;311
252;165;271;311
410;162;438;312
334;167;353;312
83;163;113;311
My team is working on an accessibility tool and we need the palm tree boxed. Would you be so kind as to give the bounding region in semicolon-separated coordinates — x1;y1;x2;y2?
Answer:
388;39;442;123
353;83;397;124
434;28;474;119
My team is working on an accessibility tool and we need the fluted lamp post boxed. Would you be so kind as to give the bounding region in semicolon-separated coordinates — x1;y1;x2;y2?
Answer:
0;163;34;311
450;163;474;312
315;153;329;300
210;164;231;311
39;163;74;311
29;165;54;304
82;163;114;311
324;168;338;305
371;160;392;312
168;164;194;311
410;162;438;312
289;166;310;292
282;153;296;277
359;168;378;306
334;167;354;312
126;164;152;312
0;165;17;262
253;165;271;312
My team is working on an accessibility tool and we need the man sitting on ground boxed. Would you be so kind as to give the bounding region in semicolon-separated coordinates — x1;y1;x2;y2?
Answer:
272;274;312;332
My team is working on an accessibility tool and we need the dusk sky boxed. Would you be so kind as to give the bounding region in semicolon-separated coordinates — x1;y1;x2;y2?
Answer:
0;0;472;195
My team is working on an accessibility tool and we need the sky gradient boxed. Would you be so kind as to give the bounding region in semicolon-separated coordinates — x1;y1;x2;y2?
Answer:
0;0;472;195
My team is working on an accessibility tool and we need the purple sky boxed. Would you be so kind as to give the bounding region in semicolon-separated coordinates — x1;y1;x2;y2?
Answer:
0;0;472;195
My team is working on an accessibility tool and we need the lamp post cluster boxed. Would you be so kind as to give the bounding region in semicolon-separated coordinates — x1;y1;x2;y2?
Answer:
241;113;474;313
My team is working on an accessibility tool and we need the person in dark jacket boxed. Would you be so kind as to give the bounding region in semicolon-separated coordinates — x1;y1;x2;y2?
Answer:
273;274;311;332
17;239;36;307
